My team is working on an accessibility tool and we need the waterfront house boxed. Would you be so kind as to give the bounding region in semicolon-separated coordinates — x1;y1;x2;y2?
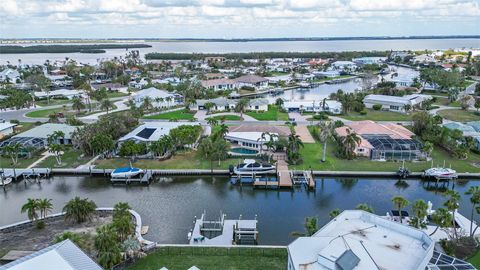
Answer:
225;125;290;151
0;69;20;83
234;75;269;90
131;87;180;108
363;94;432;113
0;122;17;139
352;57;386;65
246;98;269;111
117;122;202;148
287;210;435;270
191;97;269;112
389;51;411;61
266;75;293;85
0;123;77;152
312;70;340;78
282;100;342;114
0;239;103;270
128;78;149;89
200;78;238;91
331;61;357;72
335;121;423;161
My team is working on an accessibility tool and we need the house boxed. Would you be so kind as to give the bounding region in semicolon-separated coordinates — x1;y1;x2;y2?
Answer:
412;54;437;64
192;97;237;112
0;69;20;83
0;122;17;139
389;51;411;61
34;89;84;100
117;122;202;147
247;99;269;111
363;94;432;113
331;61;357;72
200;78;238;91
312;70;340;78
128;78;149;89
225;125;291;151
0;239;103;270
335;121;423;161
283;100;342;114
352;57;386;65
266;75;293;85
443;122;479;137
234;75;269;90
287;210;435;270
0;123;77;152
131;87;180;108
152;77;180;85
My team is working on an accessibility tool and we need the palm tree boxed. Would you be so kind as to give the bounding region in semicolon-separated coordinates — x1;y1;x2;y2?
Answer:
207;118;218;127
3;143;23;166
37;198;53;219
422;141;433;159
444;190;460;239
287;129;304;165
63;197;97;223
95;224;122;269
430;208;453;236
317;122;333;162
329;209;341;219
71;97;85;114
113;202;131;220
391;196;409;223
291;216;318;237
21;198;39;221
235;98;249;118
409;199;428;229
47;131;65;166
204;102;215;114
466;186;480;236
355;203;374;213
341;128;361;160
142;96;153;111
100;99;113;114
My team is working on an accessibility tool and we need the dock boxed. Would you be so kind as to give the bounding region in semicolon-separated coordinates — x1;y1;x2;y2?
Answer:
110;170;153;185
0;168;51;181
277;160;292;188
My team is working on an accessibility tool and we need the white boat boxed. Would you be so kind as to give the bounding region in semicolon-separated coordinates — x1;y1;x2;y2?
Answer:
0;177;12;186
423;167;457;179
231;159;275;175
111;167;144;178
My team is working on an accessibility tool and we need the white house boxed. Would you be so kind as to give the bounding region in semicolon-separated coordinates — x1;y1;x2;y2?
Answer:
131;87;180;108
192;97;269;112
0;122;17;139
312;70;340;78
234;75;269;90
0;240;103;270
283;100;342;114
363;94;432;113
34;89;84;100
0;69;20;83
331;61;357;72
287;210;434;270
129;78;149;89
352;57;386;65
225;132;277;151
201;78;238;91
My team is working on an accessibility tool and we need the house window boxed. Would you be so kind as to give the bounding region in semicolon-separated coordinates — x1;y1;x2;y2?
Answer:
390;105;400;110
255;106;259;109
358;148;364;152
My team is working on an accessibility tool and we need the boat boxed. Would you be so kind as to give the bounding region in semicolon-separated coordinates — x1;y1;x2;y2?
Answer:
423;167;457;180
230;159;275;175
298;82;311;88
110;167;144;178
0;177;13;186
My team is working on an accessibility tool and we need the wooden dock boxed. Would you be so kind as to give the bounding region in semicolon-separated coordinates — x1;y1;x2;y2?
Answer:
305;171;315;190
277;160;292;188
253;180;279;189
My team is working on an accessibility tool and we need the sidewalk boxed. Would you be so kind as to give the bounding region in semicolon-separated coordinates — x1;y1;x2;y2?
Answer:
27;151;54;169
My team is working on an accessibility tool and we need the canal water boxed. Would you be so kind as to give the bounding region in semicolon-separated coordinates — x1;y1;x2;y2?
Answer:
0;176;477;245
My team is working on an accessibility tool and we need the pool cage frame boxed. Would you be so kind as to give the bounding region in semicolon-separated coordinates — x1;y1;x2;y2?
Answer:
363;135;424;161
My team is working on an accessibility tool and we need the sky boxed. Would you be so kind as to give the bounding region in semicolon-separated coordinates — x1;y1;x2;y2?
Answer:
1;0;479;39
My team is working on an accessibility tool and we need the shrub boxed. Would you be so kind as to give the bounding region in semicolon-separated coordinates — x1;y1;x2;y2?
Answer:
313;113;329;120
372;104;382;110
36;220;45;230
333;120;344;128
10;119;20;124
359;110;367;115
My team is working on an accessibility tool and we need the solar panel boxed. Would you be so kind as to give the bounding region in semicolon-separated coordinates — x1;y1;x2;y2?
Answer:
136;128;156;139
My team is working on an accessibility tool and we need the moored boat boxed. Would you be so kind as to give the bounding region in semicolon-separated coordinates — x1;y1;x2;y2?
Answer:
230;159;275;175
0;177;13;186
111;167;144;178
423;167;457;180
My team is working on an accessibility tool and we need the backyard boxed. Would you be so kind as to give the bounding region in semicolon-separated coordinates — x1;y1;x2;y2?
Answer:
127;246;287;270
246;105;289;121
290;140;480;173
143;109;196;121
437;109;480;123
340;109;412;121
34;148;91;169
468;249;480;269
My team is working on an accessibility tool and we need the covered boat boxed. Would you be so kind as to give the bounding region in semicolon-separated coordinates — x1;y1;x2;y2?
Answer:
111;167;144;178
231;159;275;175
423;167;457;180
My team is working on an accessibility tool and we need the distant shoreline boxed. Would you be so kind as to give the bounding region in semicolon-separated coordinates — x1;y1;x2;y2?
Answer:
1;35;479;44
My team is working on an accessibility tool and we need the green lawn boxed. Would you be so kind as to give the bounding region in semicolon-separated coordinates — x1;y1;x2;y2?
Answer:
127;247;287;270
143;109;196;121
246;105;289;121
437;109;480;123
25;105;116;118
433;98;461;107
107;92;129;98
95;151;243;170
35;148;90;168
290;140;480;173
36;99;72;106
206;115;242;121
25;107;65;118
340;109;412;122
0;156;40;169
468;249;480;269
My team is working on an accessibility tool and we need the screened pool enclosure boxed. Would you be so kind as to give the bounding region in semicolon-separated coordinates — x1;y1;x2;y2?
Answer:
363;135;424;161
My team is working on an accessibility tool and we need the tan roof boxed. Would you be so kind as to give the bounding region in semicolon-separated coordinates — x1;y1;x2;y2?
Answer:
201;78;236;88
228;125;291;136
234;74;268;84
335;121;413;139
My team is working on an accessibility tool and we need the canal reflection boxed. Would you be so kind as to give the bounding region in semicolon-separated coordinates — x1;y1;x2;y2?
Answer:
0;175;477;245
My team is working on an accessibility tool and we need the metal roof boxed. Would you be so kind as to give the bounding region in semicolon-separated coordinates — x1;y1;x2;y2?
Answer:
0;240;103;270
13;124;77;140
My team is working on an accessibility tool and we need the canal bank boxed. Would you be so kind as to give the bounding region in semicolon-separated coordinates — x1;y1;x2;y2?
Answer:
0;175;478;245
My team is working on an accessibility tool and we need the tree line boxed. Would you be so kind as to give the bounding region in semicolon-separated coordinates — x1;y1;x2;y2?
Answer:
0;44;151;54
